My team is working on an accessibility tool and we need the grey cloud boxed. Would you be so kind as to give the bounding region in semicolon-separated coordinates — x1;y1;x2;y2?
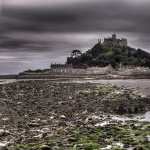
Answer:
2;1;150;34
1;0;150;74
1;0;150;50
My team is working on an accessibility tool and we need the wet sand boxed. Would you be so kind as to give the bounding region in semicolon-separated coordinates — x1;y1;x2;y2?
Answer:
1;79;150;96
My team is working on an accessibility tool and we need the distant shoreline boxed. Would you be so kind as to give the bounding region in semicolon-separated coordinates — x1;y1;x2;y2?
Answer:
0;73;150;80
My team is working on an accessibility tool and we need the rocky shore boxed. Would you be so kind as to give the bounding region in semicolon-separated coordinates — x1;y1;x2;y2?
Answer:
0;80;150;150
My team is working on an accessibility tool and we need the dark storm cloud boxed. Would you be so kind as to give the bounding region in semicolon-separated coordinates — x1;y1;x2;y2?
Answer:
2;7;77;33
0;35;74;51
0;36;32;48
2;1;150;34
1;0;150;52
1;0;150;74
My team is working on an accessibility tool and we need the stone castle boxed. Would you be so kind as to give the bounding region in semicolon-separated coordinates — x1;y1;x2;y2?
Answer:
50;63;113;75
49;34;128;74
99;34;127;48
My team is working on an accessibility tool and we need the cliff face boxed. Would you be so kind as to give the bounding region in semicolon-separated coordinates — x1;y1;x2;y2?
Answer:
67;43;150;68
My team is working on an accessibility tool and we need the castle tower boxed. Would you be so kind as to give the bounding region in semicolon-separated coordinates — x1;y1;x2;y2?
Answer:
98;38;101;44
112;34;116;40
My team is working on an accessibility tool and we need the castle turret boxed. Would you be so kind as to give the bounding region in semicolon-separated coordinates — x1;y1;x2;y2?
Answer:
112;34;116;40
98;38;101;44
103;34;127;48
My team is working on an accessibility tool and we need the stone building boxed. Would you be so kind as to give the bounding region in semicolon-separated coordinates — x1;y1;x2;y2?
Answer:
103;34;127;48
50;64;84;74
50;63;114;75
50;64;73;73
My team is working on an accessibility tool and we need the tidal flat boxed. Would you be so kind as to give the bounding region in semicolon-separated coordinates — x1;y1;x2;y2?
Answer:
0;80;149;150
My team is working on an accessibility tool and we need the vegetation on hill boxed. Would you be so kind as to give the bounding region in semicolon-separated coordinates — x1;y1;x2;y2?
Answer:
67;43;150;68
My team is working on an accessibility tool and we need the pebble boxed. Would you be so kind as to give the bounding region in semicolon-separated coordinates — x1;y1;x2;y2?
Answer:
0;129;9;137
60;115;66;119
39;145;51;150
0;142;8;150
1;118;9;121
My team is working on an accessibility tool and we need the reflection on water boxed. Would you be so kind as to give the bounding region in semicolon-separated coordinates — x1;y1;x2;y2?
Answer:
140;111;150;122
112;111;150;122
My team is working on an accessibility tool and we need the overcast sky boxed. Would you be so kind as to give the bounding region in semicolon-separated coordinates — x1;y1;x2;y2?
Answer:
0;0;150;74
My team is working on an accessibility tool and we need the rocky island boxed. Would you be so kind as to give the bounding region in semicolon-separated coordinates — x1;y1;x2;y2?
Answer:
67;34;150;68
14;34;150;80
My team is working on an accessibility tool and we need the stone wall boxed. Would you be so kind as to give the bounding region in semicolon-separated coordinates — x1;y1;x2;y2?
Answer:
50;65;114;75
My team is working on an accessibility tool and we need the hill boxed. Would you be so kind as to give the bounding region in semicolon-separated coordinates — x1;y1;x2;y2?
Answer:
67;41;150;68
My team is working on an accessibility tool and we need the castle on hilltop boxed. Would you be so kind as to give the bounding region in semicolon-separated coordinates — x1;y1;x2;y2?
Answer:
99;34;127;48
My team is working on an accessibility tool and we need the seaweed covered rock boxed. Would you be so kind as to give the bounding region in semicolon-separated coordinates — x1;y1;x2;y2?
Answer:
77;84;150;114
0;80;149;149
